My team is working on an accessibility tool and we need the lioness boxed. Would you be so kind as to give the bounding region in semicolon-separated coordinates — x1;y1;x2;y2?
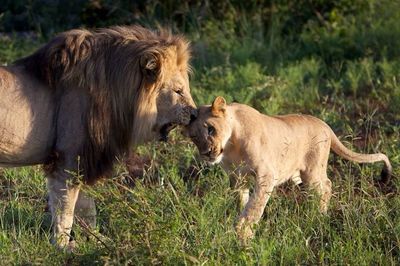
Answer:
186;96;392;242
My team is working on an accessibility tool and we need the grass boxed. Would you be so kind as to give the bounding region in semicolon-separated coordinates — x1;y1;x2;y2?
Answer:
0;138;399;264
1;6;400;264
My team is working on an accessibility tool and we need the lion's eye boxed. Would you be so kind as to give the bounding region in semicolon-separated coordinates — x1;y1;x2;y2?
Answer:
208;125;215;136
175;88;184;96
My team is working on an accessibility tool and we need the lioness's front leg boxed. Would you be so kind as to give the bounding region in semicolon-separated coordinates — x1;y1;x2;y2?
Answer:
235;174;275;244
229;173;250;209
47;174;80;249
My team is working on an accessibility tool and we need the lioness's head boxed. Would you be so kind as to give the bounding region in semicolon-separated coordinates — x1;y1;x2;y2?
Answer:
137;35;197;143
186;96;232;164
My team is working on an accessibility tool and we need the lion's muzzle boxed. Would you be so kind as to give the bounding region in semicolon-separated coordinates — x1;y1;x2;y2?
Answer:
189;108;198;124
179;105;197;126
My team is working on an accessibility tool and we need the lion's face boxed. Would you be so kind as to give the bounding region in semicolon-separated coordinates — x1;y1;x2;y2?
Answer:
186;97;232;164
155;69;196;141
138;44;196;142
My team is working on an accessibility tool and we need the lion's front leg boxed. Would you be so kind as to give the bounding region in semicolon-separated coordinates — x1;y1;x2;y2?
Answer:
47;175;80;250
235;174;275;245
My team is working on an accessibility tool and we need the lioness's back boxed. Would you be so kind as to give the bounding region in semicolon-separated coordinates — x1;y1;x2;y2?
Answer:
230;103;330;137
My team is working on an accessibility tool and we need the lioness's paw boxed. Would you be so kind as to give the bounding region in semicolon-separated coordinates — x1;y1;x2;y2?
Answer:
235;219;254;245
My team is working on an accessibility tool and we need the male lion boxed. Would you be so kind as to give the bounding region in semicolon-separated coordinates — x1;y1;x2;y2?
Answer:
186;96;392;243
0;26;196;248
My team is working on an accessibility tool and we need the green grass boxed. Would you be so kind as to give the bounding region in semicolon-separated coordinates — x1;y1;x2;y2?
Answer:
1;4;400;263
0;136;399;264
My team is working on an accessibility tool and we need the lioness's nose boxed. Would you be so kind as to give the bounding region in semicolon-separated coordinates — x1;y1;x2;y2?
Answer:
200;149;212;157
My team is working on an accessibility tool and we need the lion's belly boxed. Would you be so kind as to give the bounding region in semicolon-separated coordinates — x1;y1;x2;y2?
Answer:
0;67;55;166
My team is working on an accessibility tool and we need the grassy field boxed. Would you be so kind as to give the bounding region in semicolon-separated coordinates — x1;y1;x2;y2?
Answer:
1;1;400;264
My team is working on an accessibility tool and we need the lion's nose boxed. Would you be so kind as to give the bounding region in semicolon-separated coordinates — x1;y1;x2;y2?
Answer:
190;108;198;123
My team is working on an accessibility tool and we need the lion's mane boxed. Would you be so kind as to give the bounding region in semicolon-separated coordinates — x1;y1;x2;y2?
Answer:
16;25;191;183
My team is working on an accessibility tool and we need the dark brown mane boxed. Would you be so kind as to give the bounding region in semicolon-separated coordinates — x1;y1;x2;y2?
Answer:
16;25;191;184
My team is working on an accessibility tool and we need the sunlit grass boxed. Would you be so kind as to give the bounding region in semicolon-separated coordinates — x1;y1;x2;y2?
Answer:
0;129;398;264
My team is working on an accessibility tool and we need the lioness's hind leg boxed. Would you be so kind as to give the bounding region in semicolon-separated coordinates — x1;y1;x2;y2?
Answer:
301;140;332;213
315;176;332;214
302;170;332;214
291;171;302;185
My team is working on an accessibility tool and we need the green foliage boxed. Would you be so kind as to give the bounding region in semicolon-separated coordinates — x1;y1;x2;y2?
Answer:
0;36;40;65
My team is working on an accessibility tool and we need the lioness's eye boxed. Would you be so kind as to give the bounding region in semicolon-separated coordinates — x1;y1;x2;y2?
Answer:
208;125;215;136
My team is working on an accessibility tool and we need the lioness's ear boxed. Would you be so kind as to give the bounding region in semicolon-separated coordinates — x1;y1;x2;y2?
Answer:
211;96;226;117
140;52;161;82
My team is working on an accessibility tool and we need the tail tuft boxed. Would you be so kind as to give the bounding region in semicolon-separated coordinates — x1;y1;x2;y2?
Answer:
379;166;391;185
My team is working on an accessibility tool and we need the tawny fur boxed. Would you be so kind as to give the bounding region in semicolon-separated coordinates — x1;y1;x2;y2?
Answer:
12;25;195;183
186;96;392;243
0;25;196;248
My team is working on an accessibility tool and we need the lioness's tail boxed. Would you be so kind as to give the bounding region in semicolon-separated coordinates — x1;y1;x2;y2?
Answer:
329;130;392;184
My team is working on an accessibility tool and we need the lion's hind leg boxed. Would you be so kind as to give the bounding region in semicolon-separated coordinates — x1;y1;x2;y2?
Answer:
75;190;97;232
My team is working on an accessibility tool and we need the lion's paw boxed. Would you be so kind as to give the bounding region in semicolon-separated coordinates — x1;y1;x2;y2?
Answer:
66;240;77;253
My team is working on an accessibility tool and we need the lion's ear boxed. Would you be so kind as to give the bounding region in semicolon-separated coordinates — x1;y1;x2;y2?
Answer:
211;96;226;117
140;52;161;82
